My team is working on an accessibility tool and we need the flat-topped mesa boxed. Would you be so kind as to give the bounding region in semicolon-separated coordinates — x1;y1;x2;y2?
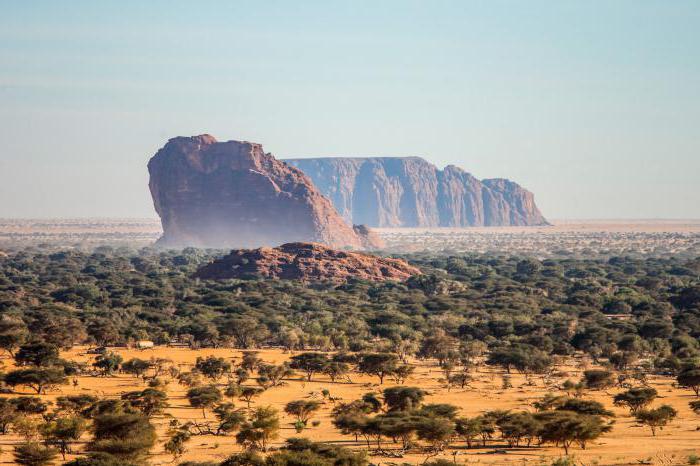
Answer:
284;157;548;227
148;135;382;249
194;242;420;283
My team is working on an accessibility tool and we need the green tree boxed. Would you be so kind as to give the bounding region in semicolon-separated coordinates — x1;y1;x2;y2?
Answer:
284;400;322;426
0;397;18;434
239;386;264;409
62;452;133;466
40;416;87;459
212;403;247;435
121;388;168;417
455;417;485;448
677;367;700;396
690;399;700;414
383;386;426;412
55;395;99;415
415;416;455;460
121;358;151;378
635;405;678;436
257;363;294;388
582;369;615;390
164;428;191;460
13;442;59;466
14;342;59;367
4;368;68;394
289;353;329;381
357;353;399;384
613;387;658;414
89;413;157;461
195;356;232;381
0;316;29;357
93;352;123;376
236;406;280;451
186;385;222;418
536;411;611;454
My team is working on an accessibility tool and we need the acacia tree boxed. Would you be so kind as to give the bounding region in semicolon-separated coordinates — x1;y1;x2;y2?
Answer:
284;400;321;426
121;358;150;378
0;316;29;357
289;353;329;381
677;367;700;396
323;361;350;383
40;416;87;459
4;367;67;394
121;388;168;417
89;413;156;462
164;427;191;460
55;395;99;415
455;417;487;448
0;398;18;434
239;387;264;409
187;385;222;418
536;411;611;455
690;400;700;415
93;352;123;376
415;416;455;461
582;369;615;390
14;342;59;367
358;353;399;384
257;363;294;388
240;351;263;372
212;403;247;436
195;356;232;382
635;405;677;436
13;442;58;466
236;406;280;451
383;387;426;412
613;387;658;414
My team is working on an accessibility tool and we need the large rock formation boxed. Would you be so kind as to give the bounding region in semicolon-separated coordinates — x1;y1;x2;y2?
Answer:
284;157;548;227
194;242;420;283
148;135;382;249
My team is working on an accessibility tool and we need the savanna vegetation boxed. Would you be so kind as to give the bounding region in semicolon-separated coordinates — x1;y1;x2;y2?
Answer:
0;247;698;465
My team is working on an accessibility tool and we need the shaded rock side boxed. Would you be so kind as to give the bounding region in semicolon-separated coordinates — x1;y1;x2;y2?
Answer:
285;157;548;227
194;242;420;283
148;135;381;249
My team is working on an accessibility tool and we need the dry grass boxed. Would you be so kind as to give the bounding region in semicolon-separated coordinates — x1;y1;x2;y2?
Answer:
1;347;699;466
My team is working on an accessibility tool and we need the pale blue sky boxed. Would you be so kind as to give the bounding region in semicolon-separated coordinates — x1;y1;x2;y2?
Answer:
1;0;698;219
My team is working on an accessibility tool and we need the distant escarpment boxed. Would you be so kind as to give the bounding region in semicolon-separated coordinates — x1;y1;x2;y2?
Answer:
285;157;548;227
194;242;420;283
148;135;382;249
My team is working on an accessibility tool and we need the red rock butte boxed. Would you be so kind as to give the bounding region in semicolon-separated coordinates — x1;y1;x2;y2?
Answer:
194;242;420;283
148;135;382;250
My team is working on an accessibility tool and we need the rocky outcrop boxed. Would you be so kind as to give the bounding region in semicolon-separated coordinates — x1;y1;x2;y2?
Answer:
194;242;420;283
148;135;382;249
285;157;548;227
353;224;385;249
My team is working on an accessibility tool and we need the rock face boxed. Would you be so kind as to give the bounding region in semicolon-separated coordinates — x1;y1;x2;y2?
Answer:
285;157;548;227
148;135;382;249
194;242;420;283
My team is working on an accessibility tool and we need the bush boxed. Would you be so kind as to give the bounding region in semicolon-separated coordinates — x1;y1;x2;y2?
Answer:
13;442;58;466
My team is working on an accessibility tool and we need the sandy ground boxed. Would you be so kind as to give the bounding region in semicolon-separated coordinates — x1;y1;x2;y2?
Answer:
0;347;698;466
376;221;700;234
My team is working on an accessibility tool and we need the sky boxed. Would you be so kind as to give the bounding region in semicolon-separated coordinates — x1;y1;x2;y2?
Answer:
1;0;699;220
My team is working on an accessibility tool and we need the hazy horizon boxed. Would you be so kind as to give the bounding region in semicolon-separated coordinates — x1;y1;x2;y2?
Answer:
1;1;699;220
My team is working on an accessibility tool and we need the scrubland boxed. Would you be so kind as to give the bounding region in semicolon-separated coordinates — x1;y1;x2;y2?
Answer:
0;346;698;465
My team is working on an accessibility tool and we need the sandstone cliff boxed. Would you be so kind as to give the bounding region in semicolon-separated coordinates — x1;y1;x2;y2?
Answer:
285;157;548;227
148;135;381;249
194;242;420;283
